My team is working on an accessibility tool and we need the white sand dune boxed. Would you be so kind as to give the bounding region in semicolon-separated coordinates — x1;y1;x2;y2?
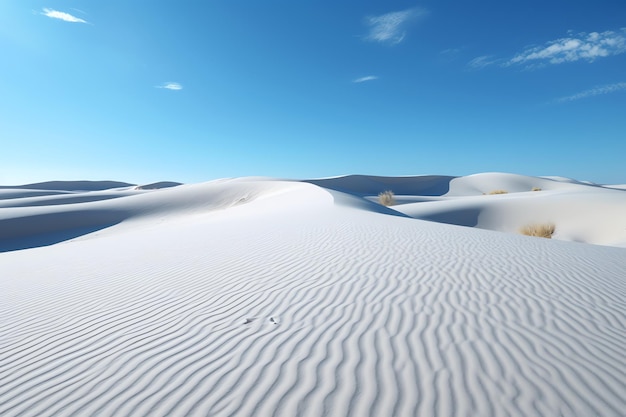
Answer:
1;173;625;416
334;172;626;248
0;180;135;192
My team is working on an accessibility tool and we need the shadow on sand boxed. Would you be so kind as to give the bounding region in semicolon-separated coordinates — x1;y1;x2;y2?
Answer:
414;208;481;228
0;210;126;253
304;175;456;197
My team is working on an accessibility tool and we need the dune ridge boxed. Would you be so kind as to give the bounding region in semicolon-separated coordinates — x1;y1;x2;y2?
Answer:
0;180;135;191
1;173;625;416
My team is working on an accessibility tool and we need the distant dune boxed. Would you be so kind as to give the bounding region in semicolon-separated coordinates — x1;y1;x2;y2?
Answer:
1;173;624;416
0;180;135;191
304;174;456;196
135;181;182;190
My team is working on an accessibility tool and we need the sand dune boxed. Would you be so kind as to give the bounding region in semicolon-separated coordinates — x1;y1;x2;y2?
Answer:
1;173;625;416
338;172;626;248
305;174;456;196
135;181;183;190
0;180;135;192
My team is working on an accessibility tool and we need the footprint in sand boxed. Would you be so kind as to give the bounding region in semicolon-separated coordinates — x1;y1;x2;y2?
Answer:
242;317;280;326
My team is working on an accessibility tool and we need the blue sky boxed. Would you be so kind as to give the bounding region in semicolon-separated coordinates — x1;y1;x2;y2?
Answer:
1;1;625;184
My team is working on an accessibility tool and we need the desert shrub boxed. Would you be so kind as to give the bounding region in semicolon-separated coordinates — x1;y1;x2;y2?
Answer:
488;189;508;195
519;223;555;238
532;187;542;191
378;190;395;206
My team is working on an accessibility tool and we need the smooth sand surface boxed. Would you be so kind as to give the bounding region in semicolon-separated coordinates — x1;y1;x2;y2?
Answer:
1;173;625;416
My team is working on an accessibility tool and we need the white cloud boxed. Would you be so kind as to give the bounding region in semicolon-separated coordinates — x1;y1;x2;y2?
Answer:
556;82;626;103
41;8;87;24
364;8;427;45
156;82;183;91
440;48;461;56
467;55;499;69
508;29;626;66
353;76;378;83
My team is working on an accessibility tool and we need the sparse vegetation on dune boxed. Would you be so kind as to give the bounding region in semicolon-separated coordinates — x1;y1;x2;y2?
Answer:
532;187;542;191
378;190;395;206
488;189;508;195
519;223;555;238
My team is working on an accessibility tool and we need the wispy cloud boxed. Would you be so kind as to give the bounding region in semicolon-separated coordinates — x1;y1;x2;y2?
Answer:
156;82;183;91
469;29;626;69
438;48;463;63
556;82;626;103
508;29;626;66
364;8;427;45
353;76;378;83
440;48;461;56
41;8;88;24
467;55;500;69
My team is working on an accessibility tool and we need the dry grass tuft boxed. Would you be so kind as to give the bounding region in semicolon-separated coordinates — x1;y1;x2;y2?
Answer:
519;223;555;238
378;190;395;206
531;187;542;191
488;189;508;195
